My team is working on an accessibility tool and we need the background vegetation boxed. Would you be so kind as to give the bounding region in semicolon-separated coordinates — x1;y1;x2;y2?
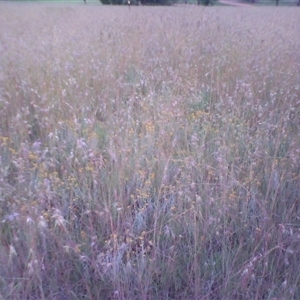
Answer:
3;0;299;6
0;3;300;299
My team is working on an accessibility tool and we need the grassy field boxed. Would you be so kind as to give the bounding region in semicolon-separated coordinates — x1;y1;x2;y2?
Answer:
0;3;300;299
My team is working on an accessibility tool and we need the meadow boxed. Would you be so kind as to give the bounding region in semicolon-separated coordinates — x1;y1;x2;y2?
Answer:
0;3;300;299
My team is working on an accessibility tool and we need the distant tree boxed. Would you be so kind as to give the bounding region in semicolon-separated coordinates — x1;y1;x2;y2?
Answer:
276;0;279;5
144;0;174;5
142;0;174;4
198;0;212;5
100;0;123;4
99;0;173;4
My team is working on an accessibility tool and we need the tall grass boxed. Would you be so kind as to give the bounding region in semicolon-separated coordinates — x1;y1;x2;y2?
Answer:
0;3;300;299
